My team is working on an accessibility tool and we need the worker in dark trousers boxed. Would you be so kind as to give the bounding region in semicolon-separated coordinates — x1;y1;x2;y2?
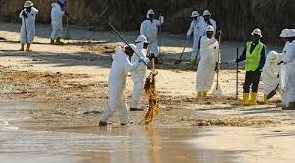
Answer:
236;28;266;105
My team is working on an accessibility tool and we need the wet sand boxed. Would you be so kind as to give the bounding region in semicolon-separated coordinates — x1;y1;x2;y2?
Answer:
0;22;295;163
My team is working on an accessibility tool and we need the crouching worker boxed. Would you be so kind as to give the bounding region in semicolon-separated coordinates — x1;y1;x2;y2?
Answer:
19;1;38;52
236;28;266;105
99;44;154;126
262;51;280;104
196;25;219;98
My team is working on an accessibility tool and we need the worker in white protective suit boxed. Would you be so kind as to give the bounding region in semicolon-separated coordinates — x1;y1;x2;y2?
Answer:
200;10;217;36
279;29;295;110
19;1;38;52
278;29;291;107
99;45;154;126
262;51;280;104
130;35;151;111
186;11;202;65
140;9;164;64
50;0;68;45
187;9;217;65
196;25;219;98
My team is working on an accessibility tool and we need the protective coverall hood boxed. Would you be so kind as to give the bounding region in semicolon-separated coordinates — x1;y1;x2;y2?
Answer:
191;11;199;17
267;51;279;63
203;10;211;16
135;35;148;43
205;25;214;32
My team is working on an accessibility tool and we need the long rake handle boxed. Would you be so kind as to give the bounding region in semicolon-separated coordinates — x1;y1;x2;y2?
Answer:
109;23;152;70
216;30;222;90
158;13;162;56
179;40;188;60
236;47;239;100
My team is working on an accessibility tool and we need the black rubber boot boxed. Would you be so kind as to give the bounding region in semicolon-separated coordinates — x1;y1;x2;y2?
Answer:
130;108;144;111
282;102;295;110
121;121;134;126
99;121;108;126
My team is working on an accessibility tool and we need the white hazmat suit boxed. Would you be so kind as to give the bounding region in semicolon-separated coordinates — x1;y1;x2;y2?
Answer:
19;7;38;44
279;41;291;105
50;3;65;39
131;36;148;109
262;51;280;95
187;17;203;61
187;12;216;62
100;46;149;124
140;10;164;57
282;40;295;104
196;30;219;93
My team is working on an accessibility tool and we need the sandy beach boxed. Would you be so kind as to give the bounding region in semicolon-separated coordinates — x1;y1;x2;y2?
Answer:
0;22;294;163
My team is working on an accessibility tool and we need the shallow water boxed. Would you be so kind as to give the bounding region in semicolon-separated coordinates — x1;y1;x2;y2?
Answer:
0;101;238;163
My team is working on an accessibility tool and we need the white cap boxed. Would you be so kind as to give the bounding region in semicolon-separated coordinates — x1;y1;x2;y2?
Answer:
205;25;214;32
251;28;262;37
267;51;278;63
280;29;290;38
288;29;295;37
135;35;148;43
24;1;33;7
125;44;136;51
191;11;199;17
203;10;211;16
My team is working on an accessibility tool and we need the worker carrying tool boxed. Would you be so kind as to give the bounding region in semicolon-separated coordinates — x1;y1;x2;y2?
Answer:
19;1;38;52
50;0;69;45
99;44;155;127
196;25;219;98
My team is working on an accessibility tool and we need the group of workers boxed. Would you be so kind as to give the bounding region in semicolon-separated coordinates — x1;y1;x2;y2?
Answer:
19;0;67;52
236;28;295;111
16;1;295;126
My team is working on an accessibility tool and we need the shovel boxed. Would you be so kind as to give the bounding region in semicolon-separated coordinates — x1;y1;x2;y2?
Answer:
174;40;188;65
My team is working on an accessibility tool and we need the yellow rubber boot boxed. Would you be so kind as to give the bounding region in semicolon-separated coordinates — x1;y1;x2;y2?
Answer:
56;37;64;45
50;39;55;45
203;91;208;97
187;59;196;65
237;93;249;105
263;94;269;104
196;92;202;98
26;43;31;52
249;92;258;105
20;44;25;51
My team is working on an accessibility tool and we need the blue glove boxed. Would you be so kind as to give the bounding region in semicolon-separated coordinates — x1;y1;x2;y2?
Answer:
138;58;144;63
186;35;190;40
